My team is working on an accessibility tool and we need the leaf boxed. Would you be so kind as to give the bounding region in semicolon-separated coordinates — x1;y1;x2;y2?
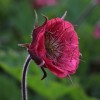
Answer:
0;60;97;100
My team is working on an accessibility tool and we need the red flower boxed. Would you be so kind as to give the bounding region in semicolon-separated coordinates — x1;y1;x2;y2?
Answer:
93;21;100;39
33;0;57;9
20;14;80;79
92;0;100;5
95;0;100;4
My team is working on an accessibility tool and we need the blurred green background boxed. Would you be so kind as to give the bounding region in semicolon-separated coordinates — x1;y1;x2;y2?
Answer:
0;0;100;100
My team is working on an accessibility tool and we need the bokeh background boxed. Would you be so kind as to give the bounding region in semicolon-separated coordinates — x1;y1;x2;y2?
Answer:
0;0;100;100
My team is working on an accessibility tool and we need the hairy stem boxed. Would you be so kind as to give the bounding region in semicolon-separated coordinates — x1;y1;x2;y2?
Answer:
22;55;31;100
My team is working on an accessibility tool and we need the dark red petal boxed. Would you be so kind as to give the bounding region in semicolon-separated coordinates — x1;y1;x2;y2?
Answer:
44;58;69;78
29;17;47;58
43;18;80;77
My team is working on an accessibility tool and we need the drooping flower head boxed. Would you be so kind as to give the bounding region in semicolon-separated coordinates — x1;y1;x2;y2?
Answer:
33;0;57;9
19;12;80;79
93;21;100;39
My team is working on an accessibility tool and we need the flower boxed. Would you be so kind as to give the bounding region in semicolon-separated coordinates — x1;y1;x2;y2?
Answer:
93;21;100;39
95;0;100;4
20;13;80;79
33;0;57;9
92;0;100;5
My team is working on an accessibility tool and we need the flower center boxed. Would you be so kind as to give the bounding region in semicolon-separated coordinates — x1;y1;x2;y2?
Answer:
44;31;64;61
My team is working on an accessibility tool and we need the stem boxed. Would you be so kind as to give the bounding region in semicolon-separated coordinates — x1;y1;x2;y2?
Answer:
22;55;31;100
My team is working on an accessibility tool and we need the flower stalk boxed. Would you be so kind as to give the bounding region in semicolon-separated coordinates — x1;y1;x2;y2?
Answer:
22;55;31;100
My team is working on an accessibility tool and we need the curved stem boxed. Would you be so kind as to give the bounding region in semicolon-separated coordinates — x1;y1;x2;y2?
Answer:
22;55;31;100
